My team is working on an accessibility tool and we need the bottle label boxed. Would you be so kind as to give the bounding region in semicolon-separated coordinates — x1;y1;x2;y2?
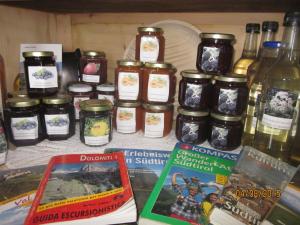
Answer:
118;72;139;100
11;116;38;140
45;114;69;135
184;83;203;107
28;66;58;88
74;97;90;120
116;107;136;133
82;74;100;83
140;36;159;62
144;112;164;138
0;125;7;165
201;47;220;72
181;122;199;143
218;88;238;114
84;117;110;145
0;151;7;165
98;94;114;105
83;62;100;74
211;126;228;148
148;74;169;102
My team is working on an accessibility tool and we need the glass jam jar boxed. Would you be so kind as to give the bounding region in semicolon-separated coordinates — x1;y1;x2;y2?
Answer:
4;98;44;146
178;70;212;110
208;112;243;151
79;99;113;146
96;83;115;105
80;51;107;85
142;62;177;104
211;75;248;116
114;101;142;134
176;107;209;144
42;94;75;140
196;33;235;74
23;51;58;98
135;27;165;63
142;103;173;138
68;83;94;121
115;59;143;101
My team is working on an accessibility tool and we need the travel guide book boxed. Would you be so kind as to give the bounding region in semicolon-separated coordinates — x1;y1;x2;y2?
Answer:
139;142;239;225
210;146;297;225
24;153;137;225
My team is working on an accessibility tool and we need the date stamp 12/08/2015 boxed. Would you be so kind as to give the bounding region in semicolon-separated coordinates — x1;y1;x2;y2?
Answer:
234;188;281;199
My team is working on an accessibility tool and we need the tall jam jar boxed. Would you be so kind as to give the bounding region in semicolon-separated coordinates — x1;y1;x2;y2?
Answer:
4;98;44;146
96;83;115;105
196;33;235;74
135;27;165;63
115;59;143;101
178;70;212;110
142;62;176;104
23;51;58;98
80;51;107;85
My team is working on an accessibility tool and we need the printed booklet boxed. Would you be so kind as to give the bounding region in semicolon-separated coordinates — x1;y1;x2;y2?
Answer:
24;153;137;225
139;142;239;225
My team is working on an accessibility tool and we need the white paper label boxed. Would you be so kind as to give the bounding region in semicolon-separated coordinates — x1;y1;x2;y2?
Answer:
218;88;238;114
181;122;199;143
11;116;38;140
262;114;293;130
84;117;110;145
201;47;220;72
82;74;100;83
85;136;109;146
74;97;90;120
184;83;203;108
45;114;69;135
251;116;257;129
116;107;136;133
147;74;169;102
98;94;114;105
140;36;159;62
28;66;58;88
0;152;7;165
118;72;139;100
144;112;164;138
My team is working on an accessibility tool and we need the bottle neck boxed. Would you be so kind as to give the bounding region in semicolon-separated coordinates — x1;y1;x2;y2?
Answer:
257;30;276;58
242;32;259;59
261;47;280;58
280;24;300;63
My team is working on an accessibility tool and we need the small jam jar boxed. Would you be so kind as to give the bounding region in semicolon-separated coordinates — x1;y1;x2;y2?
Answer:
114;101;142;134
142;103;173;138
80;51;107;85
211;75;248;116
79;99;113;146
23;51;58;98
96;83;115;105
176;107;209;145
178;70;212;110
208;113;243;151
42;95;75;140
196;33;235;74
68;83;94;121
115;59;143;101
142;62;177;104
135;27;165;63
4;98;44;146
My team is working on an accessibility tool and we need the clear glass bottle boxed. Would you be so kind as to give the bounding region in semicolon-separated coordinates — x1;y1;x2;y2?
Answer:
242;41;281;146
233;23;260;77
253;12;300;162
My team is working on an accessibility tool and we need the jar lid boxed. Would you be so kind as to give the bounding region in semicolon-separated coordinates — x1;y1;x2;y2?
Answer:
262;21;279;32
42;94;72;105
210;112;242;122
83;51;106;57
138;27;163;33
246;23;260;33
144;62;175;70
96;84;115;92
214;74;247;83
142;103;173;112
117;100;142;108
23;51;54;57
7;97;40;108
263;41;281;48
180;70;212;79
200;33;235;40
117;59;142;67
80;99;112;112
68;83;93;92
178;107;209;117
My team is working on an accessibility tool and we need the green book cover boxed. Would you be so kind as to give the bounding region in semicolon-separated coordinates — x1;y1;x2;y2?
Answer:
140;142;238;225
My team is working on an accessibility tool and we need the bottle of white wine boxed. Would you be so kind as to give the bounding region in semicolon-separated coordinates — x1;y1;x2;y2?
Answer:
253;12;300;162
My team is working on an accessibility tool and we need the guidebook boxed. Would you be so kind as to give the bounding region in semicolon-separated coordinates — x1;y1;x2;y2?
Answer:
210;146;297;225
24;153;137;225
139;142;239;225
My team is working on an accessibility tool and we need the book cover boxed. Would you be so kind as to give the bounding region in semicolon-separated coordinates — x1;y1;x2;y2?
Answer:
139;142;238;225
24;153;137;225
0;165;46;225
210;146;297;225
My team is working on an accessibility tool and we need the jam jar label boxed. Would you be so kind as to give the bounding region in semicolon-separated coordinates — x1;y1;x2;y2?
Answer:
118;72;139;100
82;74;100;83
140;36;159;62
144;112;164;138
116;107;136;133
0;126;7;165
11;116;38;140
218;88;238;114
84;117;110;145
184;83;203;108
98;94;114;105
74;97;90;120
211;126;228;148
148;74;170;102
181;122;199;143
45;114;70;135
201;47;220;72
262;88;298;130
28;66;58;88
